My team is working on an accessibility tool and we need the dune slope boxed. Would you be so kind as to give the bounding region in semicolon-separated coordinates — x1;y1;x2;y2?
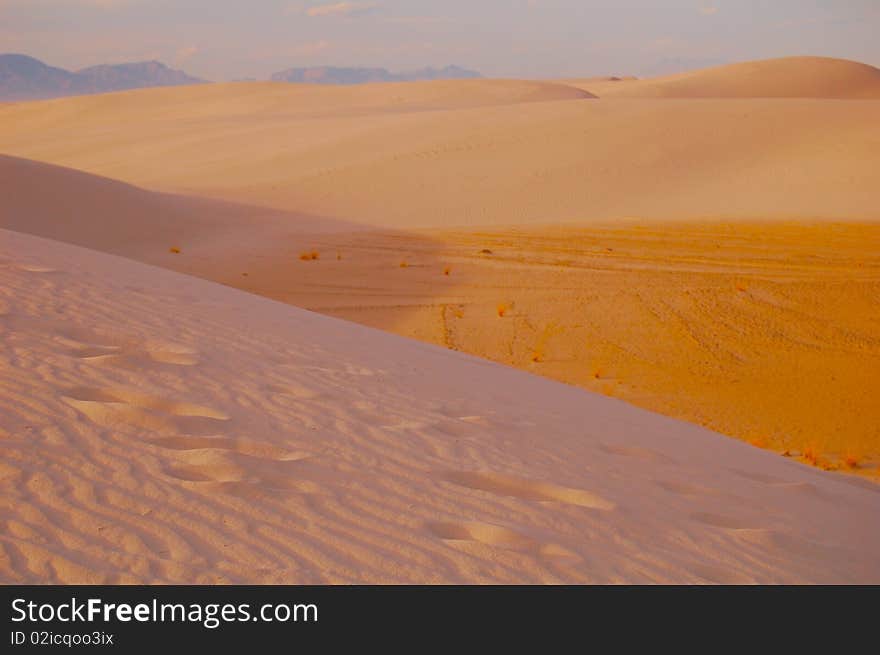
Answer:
1;229;879;584
0;154;386;284
1;73;878;228
3;156;879;476
572;56;880;99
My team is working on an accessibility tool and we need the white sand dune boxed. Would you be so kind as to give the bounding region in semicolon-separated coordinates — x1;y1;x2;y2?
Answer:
2;229;879;584
1;59;878;229
565;56;880;98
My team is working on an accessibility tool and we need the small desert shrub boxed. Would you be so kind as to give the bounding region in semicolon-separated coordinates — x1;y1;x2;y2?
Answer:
400;260;409;268
842;453;860;469
497;303;510;317
735;282;748;293
300;251;320;261
443;266;452;276
749;437;768;449
803;445;820;466
169;247;181;254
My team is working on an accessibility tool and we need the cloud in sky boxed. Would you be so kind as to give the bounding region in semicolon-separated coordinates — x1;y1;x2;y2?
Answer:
174;45;198;65
304;2;379;18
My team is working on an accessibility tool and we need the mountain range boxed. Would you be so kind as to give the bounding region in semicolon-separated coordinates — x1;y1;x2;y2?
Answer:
0;54;205;101
1;54;483;101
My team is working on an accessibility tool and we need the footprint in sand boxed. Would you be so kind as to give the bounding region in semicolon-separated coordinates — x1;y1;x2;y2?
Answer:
162;449;320;498
426;520;580;563
61;386;228;435
66;337;199;367
441;470;616;511
1;315;198;367
15;264;57;274
149;435;301;460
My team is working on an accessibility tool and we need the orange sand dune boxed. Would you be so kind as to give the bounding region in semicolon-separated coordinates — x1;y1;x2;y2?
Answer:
567;56;880;98
3;157;878;477
2;229;879;583
1;64;878;228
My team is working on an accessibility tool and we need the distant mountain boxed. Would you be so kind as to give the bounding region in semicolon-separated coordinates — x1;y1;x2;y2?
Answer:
77;61;204;93
0;54;87;100
0;54;206;101
270;65;482;85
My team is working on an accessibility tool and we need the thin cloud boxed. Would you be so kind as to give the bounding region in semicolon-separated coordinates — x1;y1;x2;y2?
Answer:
382;16;454;25
304;2;379;18
174;45;198;66
698;2;720;16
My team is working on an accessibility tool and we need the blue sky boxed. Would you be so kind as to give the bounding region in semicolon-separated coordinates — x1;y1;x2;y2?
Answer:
2;0;878;80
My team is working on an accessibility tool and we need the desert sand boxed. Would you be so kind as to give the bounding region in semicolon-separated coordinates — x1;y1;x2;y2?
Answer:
2;229;879;583
2;56;880;583
5;154;878;471
1;57;879;228
563;56;880;99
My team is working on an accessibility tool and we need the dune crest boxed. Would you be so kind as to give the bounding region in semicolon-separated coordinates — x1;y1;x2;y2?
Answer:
576;56;880;99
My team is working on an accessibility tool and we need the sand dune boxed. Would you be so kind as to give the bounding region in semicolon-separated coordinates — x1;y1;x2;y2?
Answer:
0;155;309;253
1;64;878;228
567;57;880;99
3;145;879;477
0;154;380;284
0;77;591;122
2;57;880;584
2;229;879;584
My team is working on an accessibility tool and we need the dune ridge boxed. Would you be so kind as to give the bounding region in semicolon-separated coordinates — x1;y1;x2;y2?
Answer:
2;229;879;584
567;56;880;98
